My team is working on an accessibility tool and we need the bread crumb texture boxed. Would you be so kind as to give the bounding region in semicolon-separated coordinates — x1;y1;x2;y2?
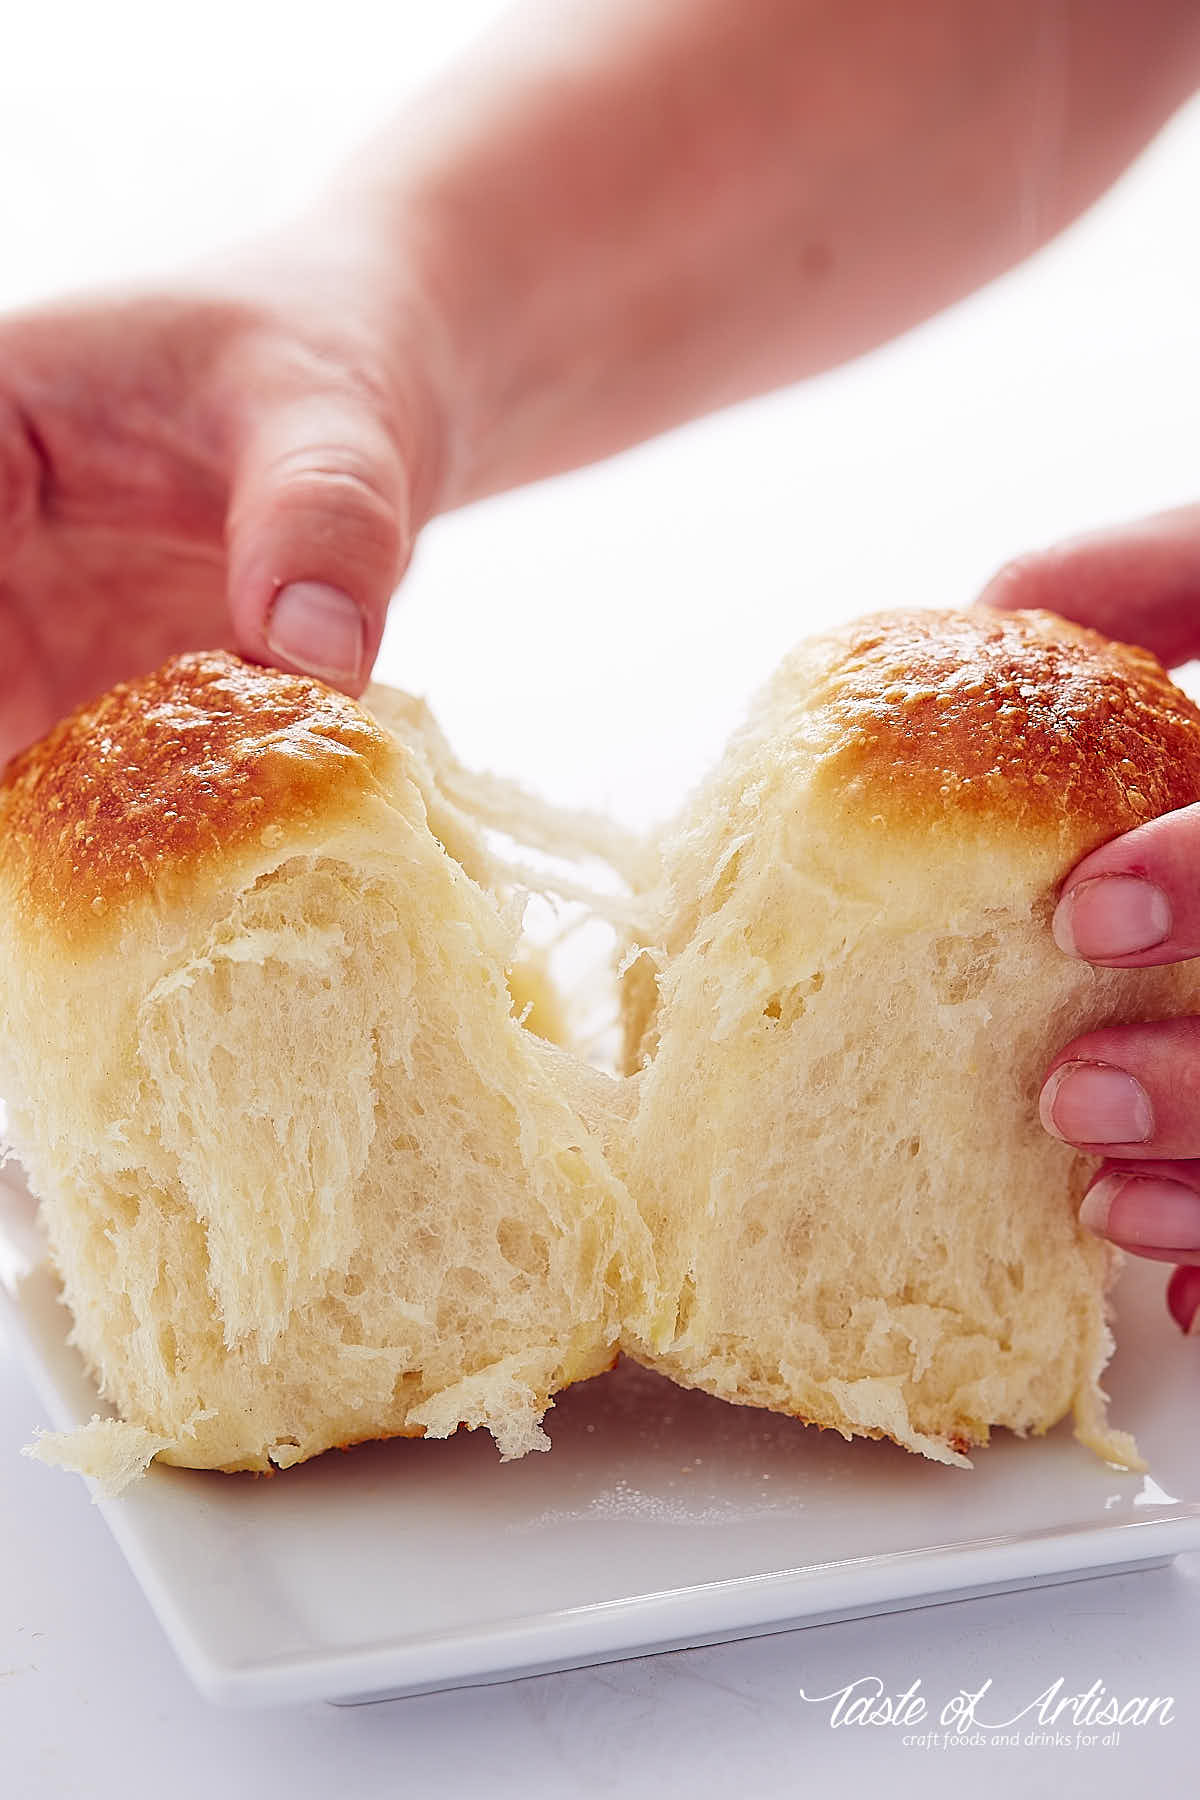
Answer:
25;1415;179;1499
5;609;1197;1488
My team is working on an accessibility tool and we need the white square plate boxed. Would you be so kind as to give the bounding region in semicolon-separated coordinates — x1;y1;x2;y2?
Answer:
2;1159;1198;1708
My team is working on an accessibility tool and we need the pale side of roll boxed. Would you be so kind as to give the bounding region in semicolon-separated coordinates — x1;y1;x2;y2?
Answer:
618;608;1200;1470
0;653;651;1489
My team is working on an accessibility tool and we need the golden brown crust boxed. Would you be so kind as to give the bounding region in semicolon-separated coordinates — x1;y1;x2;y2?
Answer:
811;609;1200;847
0;651;391;942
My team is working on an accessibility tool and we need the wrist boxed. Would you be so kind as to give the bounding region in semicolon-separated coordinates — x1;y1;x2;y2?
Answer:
309;160;500;517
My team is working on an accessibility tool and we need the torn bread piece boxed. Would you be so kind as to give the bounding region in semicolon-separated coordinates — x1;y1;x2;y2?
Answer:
0;653;649;1486
618;609;1200;1471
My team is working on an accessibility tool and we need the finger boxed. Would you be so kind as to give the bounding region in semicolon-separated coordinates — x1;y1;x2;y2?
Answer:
1051;804;1200;968
225;392;410;695
978;502;1200;668
1166;1264;1200;1333
1078;1159;1200;1266
1038;1017;1200;1161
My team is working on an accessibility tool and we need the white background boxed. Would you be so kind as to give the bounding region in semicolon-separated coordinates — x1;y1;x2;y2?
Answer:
1;3;1199;1794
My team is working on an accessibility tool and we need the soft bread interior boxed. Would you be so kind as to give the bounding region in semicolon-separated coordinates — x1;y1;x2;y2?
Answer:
620;882;1193;1469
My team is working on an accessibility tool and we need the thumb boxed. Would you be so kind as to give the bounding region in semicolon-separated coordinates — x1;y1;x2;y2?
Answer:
979;501;1200;668
226;392;411;694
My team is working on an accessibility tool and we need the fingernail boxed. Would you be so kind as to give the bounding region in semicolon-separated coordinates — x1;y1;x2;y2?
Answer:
1080;1173;1200;1252
1053;875;1171;959
265;582;364;683
1167;1266;1200;1335
1039;1061;1154;1145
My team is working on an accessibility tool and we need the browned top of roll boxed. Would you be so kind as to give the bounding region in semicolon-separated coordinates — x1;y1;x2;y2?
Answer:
810;608;1200;847
0;651;390;941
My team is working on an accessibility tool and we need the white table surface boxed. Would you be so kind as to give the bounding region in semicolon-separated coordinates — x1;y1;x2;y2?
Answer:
2;5;1200;1793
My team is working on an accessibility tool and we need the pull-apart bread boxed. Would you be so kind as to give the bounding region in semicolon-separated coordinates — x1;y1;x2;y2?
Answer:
0;654;651;1486
2;607;1199;1491
619;608;1200;1470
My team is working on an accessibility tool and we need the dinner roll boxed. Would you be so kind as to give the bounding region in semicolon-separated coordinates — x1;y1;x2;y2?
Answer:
0;652;649;1487
618;608;1200;1469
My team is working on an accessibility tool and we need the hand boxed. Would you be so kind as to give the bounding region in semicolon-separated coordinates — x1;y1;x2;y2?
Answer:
6;0;1200;771
0;227;447;767
983;504;1200;1334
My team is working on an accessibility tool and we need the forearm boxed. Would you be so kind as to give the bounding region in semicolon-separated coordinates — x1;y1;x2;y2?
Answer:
333;0;1200;514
